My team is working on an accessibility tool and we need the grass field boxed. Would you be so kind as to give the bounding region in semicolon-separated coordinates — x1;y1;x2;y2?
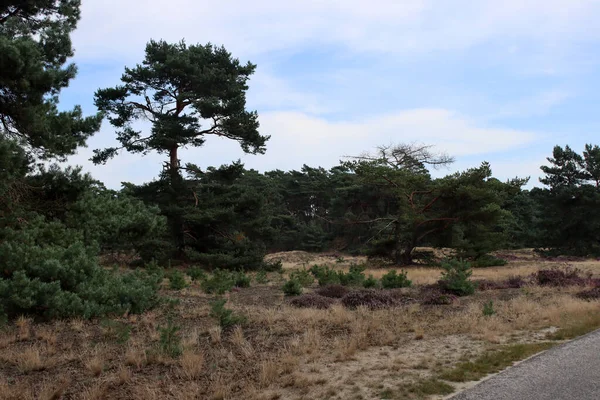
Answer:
1;250;600;400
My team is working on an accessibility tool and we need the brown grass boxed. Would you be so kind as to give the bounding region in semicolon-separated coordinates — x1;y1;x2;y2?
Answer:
179;349;205;380
0;251;599;399
84;349;104;377
16;346;44;372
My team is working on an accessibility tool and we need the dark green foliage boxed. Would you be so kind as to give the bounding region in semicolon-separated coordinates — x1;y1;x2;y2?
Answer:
158;318;182;357
168;270;188;290
187;267;206;282
200;269;235;294
94;39;269;257
233;270;251;288
66;188;167;257
0;216;160;319
341;289;398;310
471;255;508;268
316;284;350;299
262;259;283;273
381;270;412;289
363;275;379;288
282;279;303;296
439;258;475;296
210;298;246;329
482;301;495;316
254;270;268;284
0;0;102;160
309;265;341;286
534;144;600;257
337;264;366;286
289;268;315;287
289;294;336;309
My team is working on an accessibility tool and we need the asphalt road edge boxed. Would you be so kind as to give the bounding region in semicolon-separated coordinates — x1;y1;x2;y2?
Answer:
442;328;600;400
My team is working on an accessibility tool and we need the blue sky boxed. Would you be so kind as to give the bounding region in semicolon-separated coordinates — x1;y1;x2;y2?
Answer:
59;0;600;189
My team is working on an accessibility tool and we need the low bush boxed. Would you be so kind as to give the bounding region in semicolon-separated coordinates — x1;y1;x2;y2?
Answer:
363;275;379;288
316;284;350;298
282;279;302;296
341;290;398;310
337;264;366;286
255;270;269;284
289;268;315;287
289;294;336;309
309;265;341;286
210;298;246;329
532;267;589;287
575;287;600;301
381;270;412;289
262;259;283;273
187;267;206;282
233;270;251;288
168;270;188;290
438;258;475;296
421;288;457;305
201;269;235;294
482;301;495;316
0;217;161;319
471;255;508;268
157;317;182;357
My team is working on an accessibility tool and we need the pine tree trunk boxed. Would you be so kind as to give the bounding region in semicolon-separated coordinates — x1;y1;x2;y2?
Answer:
168;145;185;255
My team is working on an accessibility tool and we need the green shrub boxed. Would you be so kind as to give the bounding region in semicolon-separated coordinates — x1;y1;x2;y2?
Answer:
201;269;235;294
309;265;341;286
263;259;284;272
282;279;303;296
210;298;246;329
168;270;188;290
158;317;182;357
289;268;315;287
0;215;161;320
472;255;508;268
187;267;206;281
381;270;412;289
233;270;251;288
363;275;379;288
439;258;475;296
255;270;269;284
338;264;366;286
482;301;495;316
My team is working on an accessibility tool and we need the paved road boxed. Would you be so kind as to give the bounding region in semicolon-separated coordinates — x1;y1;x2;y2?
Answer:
449;329;600;400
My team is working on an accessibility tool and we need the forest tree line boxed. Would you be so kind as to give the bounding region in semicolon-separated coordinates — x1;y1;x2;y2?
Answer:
2;0;600;319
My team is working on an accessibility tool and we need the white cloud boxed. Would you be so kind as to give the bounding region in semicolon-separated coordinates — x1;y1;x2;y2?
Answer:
67;108;538;188
72;0;600;66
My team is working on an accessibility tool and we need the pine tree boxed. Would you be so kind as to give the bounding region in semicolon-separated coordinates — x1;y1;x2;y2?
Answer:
93;40;269;251
0;0;101;159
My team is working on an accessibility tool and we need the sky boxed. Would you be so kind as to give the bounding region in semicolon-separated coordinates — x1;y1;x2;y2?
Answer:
59;0;600;189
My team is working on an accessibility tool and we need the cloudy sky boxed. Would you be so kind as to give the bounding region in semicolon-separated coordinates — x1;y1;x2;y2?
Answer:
59;0;600;189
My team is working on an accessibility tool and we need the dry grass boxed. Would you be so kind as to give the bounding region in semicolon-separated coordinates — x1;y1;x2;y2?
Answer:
1;251;599;399
16;346;44;372
84;349;104;377
179;349;205;380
